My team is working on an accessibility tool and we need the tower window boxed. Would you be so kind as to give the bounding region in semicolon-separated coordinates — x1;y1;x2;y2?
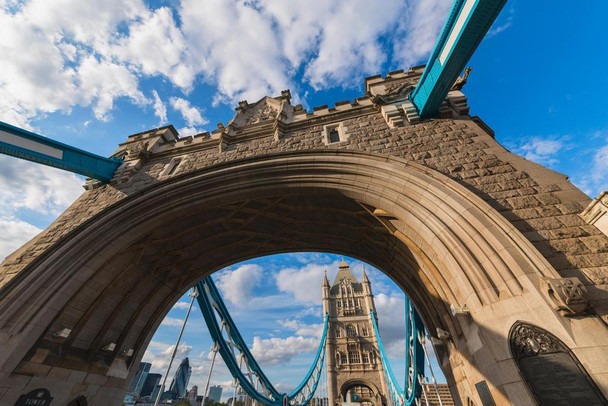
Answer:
362;326;369;337
362;352;370;364
347;325;356;337
329;128;340;143
336;328;341;338
323;123;347;145
349;351;360;364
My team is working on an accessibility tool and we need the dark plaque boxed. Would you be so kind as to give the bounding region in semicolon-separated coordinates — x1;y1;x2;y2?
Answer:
15;388;53;406
474;380;495;406
510;322;608;406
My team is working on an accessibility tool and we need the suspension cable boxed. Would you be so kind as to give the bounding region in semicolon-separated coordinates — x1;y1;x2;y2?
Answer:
154;287;198;406
419;334;443;406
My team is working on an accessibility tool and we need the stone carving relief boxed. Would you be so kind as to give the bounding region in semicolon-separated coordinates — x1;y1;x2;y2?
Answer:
541;277;589;316
510;322;607;405
244;103;278;125
383;79;412;95
510;323;562;359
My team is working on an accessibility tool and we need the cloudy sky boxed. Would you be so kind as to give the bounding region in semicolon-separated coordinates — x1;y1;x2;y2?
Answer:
0;0;607;399
146;253;424;399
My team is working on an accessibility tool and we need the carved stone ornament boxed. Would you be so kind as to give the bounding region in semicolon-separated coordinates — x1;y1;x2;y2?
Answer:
510;323;562;359
383;79;413;95
244;103;278;125
126;140;150;161
541;277;589;316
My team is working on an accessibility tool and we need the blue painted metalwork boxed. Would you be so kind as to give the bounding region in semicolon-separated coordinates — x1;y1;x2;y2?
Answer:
0;120;121;182
195;277;328;406
410;0;507;118
371;297;425;406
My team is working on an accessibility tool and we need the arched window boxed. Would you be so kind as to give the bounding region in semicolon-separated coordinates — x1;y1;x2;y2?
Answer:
335;327;341;338
346;325;356;337
349;350;360;364
362;326;369;336
362;352;370;364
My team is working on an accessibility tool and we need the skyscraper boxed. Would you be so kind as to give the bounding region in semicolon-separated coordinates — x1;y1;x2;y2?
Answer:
323;262;387;406
169;357;192;399
128;362;151;395
208;385;223;403
141;373;162;398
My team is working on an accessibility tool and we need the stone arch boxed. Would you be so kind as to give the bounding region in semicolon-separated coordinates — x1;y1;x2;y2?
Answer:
0;150;605;405
340;379;382;405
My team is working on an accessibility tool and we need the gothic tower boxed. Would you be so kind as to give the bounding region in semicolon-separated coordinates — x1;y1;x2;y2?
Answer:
323;261;388;406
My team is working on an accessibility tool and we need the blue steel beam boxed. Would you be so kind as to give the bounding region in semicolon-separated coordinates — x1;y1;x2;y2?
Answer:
196;277;329;406
0;120;121;182
410;0;507;118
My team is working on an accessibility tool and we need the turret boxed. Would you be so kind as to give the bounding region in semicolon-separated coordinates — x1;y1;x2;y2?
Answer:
322;270;330;315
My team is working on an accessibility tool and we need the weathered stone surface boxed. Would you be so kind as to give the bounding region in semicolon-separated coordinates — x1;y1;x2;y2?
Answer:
1;70;607;406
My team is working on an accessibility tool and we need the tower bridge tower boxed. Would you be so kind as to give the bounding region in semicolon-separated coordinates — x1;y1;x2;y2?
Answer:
323;261;388;406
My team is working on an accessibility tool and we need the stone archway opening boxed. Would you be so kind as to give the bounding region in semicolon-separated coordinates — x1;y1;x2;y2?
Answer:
1;150;602;405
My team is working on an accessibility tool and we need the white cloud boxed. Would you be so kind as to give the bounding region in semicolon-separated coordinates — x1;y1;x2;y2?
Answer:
161;317;185;327
393;0;452;68
142;342;193;371
279;319;324;338
514;137;567;166
251;335;319;365
0;217;42;260
301;0;405;89
0;155;83;216
592;143;608;182
112;6;194;89
77;55;148;121
179;0;292;105
172;301;191;310
152;90;168;125
215;264;263;305
374;293;406;358
0;0;149;125
275;260;339;304
170;97;207;127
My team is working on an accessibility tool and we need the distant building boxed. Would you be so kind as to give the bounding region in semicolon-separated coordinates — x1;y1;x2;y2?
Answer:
141;373;162;398
128;362;151;395
187;385;199;406
323;261;387;406
208;385;223;403
168;357;192;399
421;383;455;406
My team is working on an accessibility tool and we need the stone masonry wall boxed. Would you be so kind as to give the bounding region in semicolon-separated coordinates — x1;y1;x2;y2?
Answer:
1;84;607;322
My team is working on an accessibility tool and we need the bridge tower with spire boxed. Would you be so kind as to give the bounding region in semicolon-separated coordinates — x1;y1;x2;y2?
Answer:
323;261;388;406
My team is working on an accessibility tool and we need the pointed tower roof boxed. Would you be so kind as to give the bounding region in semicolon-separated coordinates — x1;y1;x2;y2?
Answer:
330;261;363;294
361;265;370;284
323;269;330;287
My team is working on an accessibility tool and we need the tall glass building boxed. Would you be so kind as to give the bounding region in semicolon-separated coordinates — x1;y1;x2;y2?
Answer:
208;385;223;403
128;362;151;395
168;357;192;399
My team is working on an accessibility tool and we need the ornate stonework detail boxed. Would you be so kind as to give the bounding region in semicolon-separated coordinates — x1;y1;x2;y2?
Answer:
126;140;150;160
383;79;413;95
451;66;472;91
510;323;562;359
244;103;278;125
541;277;589;316
581;191;608;237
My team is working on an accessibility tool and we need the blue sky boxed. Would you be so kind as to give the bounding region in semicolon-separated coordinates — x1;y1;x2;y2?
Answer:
1;0;607;399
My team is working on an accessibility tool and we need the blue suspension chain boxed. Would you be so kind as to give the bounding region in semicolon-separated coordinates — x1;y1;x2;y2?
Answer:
195;277;328;406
